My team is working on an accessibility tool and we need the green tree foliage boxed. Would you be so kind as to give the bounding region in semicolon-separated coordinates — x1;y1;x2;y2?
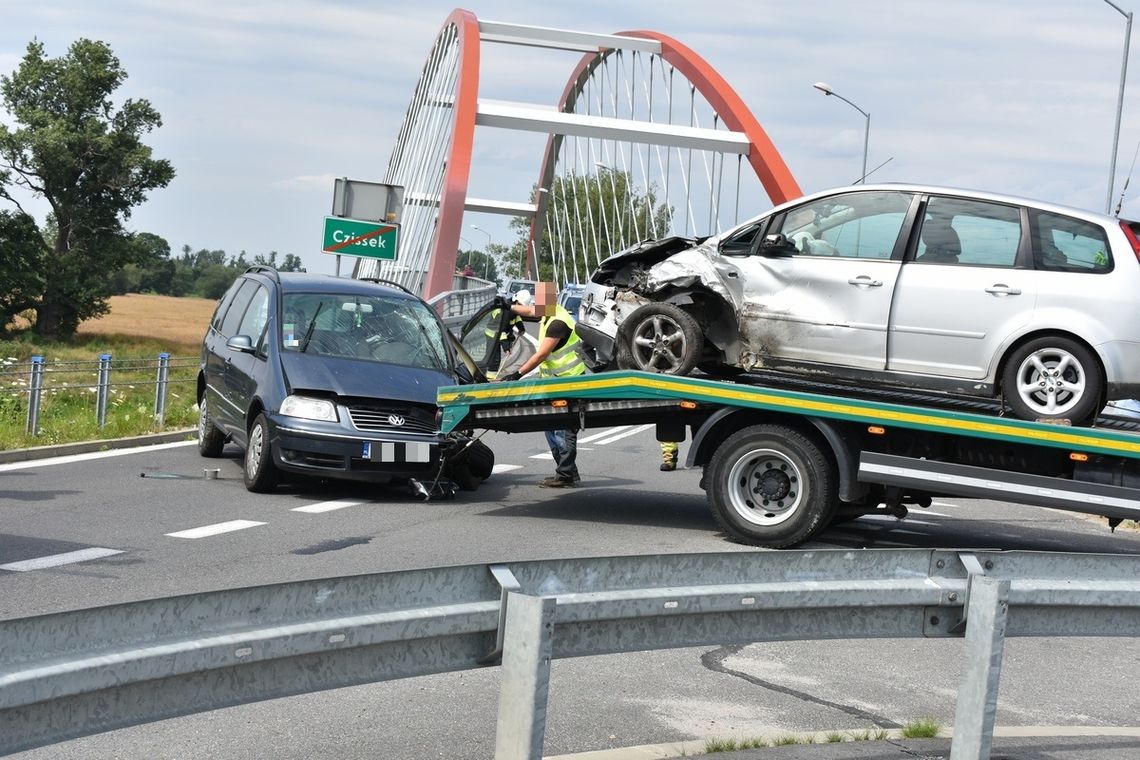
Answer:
509;168;672;284
0;209;45;333
0;39;175;339
456;247;500;284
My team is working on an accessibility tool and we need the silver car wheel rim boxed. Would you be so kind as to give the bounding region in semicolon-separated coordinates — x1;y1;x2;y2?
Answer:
631;315;687;372
726;447;803;527
246;423;264;479
198;398;209;438
1014;348;1086;416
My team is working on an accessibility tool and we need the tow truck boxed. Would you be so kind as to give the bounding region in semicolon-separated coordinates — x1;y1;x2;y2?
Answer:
437;369;1140;548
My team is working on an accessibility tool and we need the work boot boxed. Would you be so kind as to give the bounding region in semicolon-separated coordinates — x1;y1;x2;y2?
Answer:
539;475;576;488
660;451;677;472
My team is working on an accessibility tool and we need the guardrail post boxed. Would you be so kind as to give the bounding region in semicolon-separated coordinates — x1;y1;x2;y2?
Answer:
950;575;1010;760
95;353;112;428
153;352;170;426
494;592;555;760
26;355;44;436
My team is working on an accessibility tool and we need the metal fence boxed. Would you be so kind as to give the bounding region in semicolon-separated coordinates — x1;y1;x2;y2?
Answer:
429;280;497;329
0;354;199;436
2;548;1139;759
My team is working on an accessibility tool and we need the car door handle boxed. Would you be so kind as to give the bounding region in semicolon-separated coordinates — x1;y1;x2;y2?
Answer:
848;276;883;287
985;284;1022;296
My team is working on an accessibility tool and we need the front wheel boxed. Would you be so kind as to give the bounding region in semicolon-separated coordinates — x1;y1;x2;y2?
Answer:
243;413;279;493
705;424;837;548
616;302;704;375
1001;336;1103;425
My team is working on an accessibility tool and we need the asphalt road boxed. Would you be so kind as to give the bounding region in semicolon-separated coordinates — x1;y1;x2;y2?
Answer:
3;427;1140;758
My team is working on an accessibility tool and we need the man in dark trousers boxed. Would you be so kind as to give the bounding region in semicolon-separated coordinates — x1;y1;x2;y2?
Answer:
496;281;586;487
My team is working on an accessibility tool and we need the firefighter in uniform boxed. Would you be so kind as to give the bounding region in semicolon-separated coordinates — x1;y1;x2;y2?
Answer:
497;281;585;487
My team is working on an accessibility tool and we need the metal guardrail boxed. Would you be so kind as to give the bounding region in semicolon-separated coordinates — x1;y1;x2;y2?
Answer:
429;281;497;329
1;354;197;435
2;549;1138;759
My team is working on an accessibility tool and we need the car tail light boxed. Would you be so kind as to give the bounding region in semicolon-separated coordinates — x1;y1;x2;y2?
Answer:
1120;221;1140;263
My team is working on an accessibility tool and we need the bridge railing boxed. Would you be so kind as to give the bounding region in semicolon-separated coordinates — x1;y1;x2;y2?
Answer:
2;549;1138;759
429;279;497;330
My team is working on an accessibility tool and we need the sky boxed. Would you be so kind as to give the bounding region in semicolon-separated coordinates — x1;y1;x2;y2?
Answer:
2;0;1139;277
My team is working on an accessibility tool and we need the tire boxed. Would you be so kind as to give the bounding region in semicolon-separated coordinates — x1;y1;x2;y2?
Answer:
243;413;279;493
705;424;837;548
447;438;495;491
1001;336;1103;425
197;393;226;458
617;302;704;375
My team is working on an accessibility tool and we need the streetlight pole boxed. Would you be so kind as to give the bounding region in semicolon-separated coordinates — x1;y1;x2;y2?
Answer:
813;82;871;184
1104;0;1133;214
470;224;493;280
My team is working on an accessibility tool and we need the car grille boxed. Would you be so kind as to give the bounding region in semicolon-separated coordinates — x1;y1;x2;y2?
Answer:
347;404;437;434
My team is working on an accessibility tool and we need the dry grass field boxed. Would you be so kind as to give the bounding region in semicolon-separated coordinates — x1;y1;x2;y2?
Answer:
77;294;217;352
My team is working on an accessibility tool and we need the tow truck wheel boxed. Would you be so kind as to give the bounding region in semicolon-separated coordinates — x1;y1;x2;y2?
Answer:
618;303;703;375
1001;336;1103;425
706;424;837;548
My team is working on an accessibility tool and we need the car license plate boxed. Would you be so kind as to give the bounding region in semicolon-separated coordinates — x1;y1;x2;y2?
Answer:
362;441;431;463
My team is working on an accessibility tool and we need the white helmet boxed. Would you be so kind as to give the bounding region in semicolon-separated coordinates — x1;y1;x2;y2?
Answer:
513;289;533;306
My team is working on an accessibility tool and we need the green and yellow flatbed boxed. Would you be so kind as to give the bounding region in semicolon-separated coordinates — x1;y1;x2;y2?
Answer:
438;371;1140;547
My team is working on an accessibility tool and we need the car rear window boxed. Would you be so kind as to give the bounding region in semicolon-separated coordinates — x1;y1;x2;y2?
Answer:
1030;210;1112;273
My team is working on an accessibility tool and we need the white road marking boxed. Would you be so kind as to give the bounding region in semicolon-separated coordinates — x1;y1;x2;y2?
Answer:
1;547;124;572
530;451;554;460
165;520;265;539
0;440;196;472
492;464;522;473
592;423;655;445
930;501;960;508
291;499;361;514
573;426;628;444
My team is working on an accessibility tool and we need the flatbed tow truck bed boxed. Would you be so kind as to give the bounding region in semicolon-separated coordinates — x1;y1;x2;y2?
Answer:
438;370;1140;547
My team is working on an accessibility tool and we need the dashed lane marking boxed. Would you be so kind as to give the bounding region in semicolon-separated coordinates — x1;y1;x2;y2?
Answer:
492;464;522;473
165;520;266;539
291;500;362;514
1;547;124;572
592;423;655;445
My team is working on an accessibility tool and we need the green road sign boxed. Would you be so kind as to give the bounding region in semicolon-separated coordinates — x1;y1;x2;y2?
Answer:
322;217;399;260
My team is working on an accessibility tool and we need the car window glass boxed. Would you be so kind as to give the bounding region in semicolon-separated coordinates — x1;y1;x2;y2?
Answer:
917;197;1021;267
718;222;764;254
282;292;450;371
219;279;257;337
776;191;911;259
210;278;245;331
1031;211;1112;272
237;285;270;353
461;309;501;364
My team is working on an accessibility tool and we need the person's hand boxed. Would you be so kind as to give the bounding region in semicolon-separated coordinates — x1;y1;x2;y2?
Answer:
496;370;522;382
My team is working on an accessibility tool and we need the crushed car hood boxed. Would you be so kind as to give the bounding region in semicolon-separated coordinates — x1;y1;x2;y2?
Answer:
281;353;452;405
645;243;740;306
591;236;698;283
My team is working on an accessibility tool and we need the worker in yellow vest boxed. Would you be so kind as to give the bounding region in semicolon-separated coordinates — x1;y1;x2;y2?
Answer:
497;281;585;487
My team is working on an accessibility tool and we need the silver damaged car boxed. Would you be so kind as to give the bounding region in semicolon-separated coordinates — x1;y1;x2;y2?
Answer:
574;184;1140;424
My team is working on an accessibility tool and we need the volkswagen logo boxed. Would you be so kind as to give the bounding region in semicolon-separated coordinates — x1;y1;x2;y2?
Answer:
387;414;406;427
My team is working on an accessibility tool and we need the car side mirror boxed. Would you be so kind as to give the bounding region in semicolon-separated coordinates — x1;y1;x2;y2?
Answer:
759;233;797;256
226;335;255;353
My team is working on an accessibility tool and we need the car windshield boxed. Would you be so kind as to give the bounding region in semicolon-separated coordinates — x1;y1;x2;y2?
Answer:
281;292;449;371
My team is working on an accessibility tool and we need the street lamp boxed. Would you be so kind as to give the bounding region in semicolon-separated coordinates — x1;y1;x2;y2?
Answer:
1104;0;1133;214
470;224;493;279
813;82;871;184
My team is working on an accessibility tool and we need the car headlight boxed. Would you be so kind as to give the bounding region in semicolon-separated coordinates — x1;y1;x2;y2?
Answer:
280;395;339;422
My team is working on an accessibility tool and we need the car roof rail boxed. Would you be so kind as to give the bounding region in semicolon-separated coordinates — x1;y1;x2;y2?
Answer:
244;265;281;282
358;277;417;297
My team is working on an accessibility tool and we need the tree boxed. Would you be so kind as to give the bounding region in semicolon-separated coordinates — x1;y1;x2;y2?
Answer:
0;210;45;333
455;247;499;284
254;250;306;272
510;168;671;285
0;39;174;338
